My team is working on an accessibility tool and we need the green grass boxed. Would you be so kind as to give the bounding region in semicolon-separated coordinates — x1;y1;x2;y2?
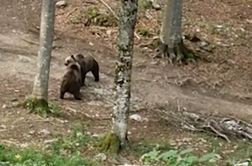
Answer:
198;133;252;165
2;122;252;166
51;123;94;154
0;121;101;166
0;144;97;166
130;138;171;157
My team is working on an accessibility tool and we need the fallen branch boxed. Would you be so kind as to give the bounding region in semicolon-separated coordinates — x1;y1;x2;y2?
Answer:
152;104;252;143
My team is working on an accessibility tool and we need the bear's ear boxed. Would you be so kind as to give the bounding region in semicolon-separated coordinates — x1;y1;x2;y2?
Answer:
76;54;85;59
71;55;77;61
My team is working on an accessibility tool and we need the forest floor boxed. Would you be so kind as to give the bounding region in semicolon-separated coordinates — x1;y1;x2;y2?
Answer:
0;0;252;165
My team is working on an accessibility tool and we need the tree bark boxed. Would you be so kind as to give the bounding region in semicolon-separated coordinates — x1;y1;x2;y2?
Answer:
156;0;195;64
24;0;55;114
100;0;138;153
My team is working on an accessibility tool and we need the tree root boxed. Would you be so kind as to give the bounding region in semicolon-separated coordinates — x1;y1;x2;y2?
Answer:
153;104;252;143
155;39;196;65
100;130;121;154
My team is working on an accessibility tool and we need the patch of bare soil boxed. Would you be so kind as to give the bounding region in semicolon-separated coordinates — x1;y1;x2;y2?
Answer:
1;0;252;164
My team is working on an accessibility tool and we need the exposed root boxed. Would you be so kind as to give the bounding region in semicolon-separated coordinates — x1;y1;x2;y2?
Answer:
153;104;252;143
155;39;196;65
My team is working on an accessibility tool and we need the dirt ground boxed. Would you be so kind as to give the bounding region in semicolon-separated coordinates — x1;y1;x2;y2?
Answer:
1;0;252;164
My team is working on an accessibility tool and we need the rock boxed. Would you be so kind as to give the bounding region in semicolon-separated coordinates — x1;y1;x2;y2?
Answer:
20;143;29;148
94;153;107;161
92;133;105;138
2;104;6;108
0;124;6;129
150;61;159;65
87;100;104;106
38;129;50;136
199;41;209;47
29;130;35;135
149;0;161;10
18;55;31;63
56;1;67;8
129;114;143;122
44;139;58;145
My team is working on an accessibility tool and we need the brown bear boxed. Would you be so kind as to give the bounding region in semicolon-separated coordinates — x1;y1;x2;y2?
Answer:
60;61;82;100
64;53;99;86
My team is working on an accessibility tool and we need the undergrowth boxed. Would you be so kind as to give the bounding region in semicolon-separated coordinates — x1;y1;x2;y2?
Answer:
0;121;100;166
0;144;97;166
140;147;218;166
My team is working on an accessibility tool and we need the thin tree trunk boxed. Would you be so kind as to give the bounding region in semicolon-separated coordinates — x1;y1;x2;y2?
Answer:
100;0;138;153
24;0;55;114
32;0;55;101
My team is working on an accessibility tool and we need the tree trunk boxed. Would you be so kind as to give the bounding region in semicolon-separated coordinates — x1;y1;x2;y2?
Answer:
100;0;138;153
24;0;55;114
156;0;195;64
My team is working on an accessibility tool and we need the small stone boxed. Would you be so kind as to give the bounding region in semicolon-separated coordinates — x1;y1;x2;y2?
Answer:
149;0;161;10
44;139;57;145
39;129;50;136
0;125;6;129
56;1;67;8
129;114;143;122
18;55;31;63
20;143;29;148
94;153;107;161
29;130;35;135
2;104;6;108
199;41;209;47
150;61;159;65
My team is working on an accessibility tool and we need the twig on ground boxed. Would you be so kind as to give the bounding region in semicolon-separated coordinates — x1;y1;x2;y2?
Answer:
176;99;181;112
208;120;231;143
66;107;77;114
97;0;140;40
66;7;77;18
98;0;118;20
21;37;39;45
35;115;64;127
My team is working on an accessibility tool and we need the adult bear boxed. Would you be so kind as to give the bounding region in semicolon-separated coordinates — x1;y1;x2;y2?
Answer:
64;53;99;86
60;61;82;100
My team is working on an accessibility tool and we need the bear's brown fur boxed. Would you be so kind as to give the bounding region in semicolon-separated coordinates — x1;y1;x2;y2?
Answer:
60;61;82;100
64;53;99;86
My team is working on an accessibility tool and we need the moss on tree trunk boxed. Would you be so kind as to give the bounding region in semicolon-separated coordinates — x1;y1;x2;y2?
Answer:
100;130;121;154
100;0;138;154
23;0;55;117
